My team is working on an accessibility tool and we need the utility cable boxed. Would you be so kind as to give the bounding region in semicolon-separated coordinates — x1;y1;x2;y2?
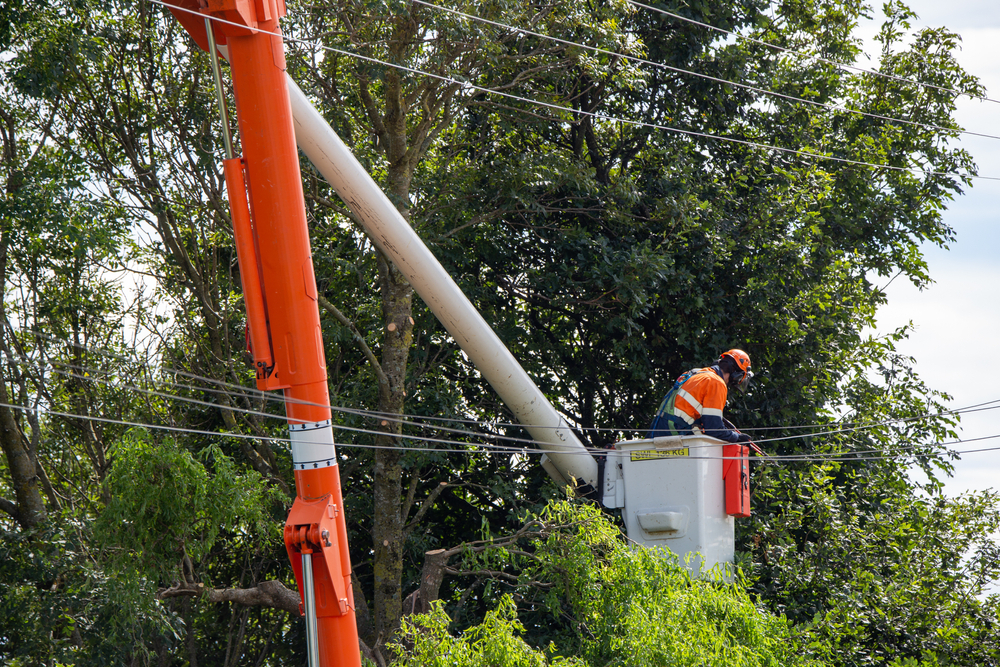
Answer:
741;399;1000;432
7;399;1000;463
0;399;553;456
15;334;562;446
16;343;999;450
10;354;548;450
411;0;1000;143
6;349;997;459
626;0;1000;106
21;331;1000;445
27;7;1000;439
151;1;999;182
5;340;990;459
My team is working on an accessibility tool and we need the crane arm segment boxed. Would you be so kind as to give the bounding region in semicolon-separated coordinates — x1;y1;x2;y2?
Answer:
164;2;360;666
163;1;598;493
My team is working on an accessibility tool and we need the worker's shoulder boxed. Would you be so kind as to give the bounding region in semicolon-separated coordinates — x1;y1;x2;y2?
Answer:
685;367;725;389
691;366;723;381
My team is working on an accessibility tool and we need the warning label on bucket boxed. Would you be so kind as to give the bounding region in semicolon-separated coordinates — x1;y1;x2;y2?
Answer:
630;448;689;461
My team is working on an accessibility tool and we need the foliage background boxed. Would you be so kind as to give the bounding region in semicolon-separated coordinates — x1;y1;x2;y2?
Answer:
0;0;997;665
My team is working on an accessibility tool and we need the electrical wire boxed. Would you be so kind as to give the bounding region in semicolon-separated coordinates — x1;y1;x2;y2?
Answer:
10;354;549;450
741;399;1000;432
0;396;626;458
6;399;1000;463
18;4;997;452
411;0;1000;143
19;330;1000;447
150;1;1000;182
626;0;1000;106
101;6;1000;439
3;342;1000;460
12;336;989;451
21;331;582;444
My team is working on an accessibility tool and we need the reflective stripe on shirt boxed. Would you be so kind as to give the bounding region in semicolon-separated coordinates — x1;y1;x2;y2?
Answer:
677;388;703;413
672;408;695;425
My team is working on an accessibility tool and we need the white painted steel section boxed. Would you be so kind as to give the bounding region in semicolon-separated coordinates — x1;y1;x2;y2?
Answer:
290;420;337;471
637;509;688;533
616;436;734;574
539;454;569;487
602;450;625;509
286;77;598;488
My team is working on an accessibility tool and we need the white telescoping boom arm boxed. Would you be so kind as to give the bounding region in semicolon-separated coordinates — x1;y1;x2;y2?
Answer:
285;77;599;489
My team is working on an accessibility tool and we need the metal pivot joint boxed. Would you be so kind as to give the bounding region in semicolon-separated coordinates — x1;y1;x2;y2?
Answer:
284;496;351;617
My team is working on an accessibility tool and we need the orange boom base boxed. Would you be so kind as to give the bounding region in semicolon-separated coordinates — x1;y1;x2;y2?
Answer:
166;2;361;665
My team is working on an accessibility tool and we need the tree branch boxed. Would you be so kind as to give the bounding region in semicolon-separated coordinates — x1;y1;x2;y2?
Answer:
317;294;389;389
356;77;389;149
400;471;421;529
0;496;20;523
305;192;363;227
158;580;301;615
442;566;553;588
399;517;591;615
403;481;452;536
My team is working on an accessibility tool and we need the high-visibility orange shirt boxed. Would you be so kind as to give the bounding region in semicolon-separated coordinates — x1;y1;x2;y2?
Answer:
648;366;743;442
672;367;728;426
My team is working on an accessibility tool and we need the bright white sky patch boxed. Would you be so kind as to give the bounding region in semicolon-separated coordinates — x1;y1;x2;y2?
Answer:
862;1;1000;497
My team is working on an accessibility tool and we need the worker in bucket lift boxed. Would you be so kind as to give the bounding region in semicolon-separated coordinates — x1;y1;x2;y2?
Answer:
648;349;754;443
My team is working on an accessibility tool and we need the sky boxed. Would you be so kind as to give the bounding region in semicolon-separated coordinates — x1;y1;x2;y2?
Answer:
858;1;1000;497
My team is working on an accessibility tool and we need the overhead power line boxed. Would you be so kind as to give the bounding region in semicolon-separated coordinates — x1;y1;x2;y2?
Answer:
27;5;996;451
10;338;1000;459
13;355;546;450
7;398;1000;464
21;330;1000;446
152;1;999;182
411;0;1000;143
626;0;1000;106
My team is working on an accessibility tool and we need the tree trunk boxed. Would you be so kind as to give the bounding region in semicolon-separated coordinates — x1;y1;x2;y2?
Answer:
400;549;451;617
370;55;419;641
0;218;46;530
371;233;415;642
0;383;46;529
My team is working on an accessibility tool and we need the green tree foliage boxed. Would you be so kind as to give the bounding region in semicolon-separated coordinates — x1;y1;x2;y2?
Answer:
97;432;281;581
1;0;998;664
0;430;294;666
393;597;588;667
0;520;178;666
393;501;821;667
750;471;1000;666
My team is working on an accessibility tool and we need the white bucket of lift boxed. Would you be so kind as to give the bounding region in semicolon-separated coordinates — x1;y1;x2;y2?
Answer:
602;435;734;575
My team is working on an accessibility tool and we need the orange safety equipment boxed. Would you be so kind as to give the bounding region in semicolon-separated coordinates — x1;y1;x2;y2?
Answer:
720;349;751;372
719;349;752;393
648;349;754;443
667;368;728;429
723;443;751;517
648;366;744;441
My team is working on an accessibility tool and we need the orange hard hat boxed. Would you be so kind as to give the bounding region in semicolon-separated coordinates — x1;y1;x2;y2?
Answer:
720;349;752;393
720;349;751;372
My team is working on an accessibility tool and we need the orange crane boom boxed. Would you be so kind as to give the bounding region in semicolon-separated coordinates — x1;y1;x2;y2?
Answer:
165;2;360;665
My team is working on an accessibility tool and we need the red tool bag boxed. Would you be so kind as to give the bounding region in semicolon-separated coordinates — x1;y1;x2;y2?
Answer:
723;444;751;517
